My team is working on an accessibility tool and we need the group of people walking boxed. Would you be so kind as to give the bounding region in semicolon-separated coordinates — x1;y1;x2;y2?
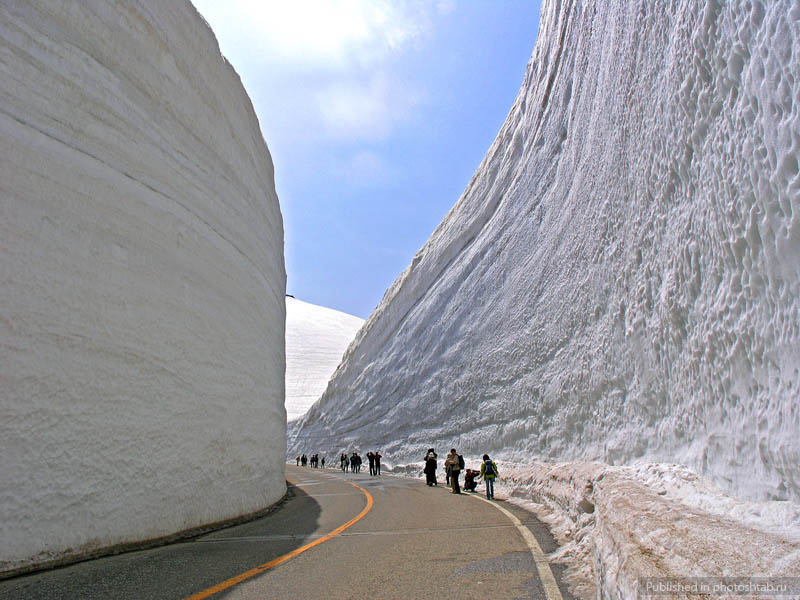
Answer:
296;454;325;468
424;448;498;499
296;450;383;476
339;451;382;475
295;447;498;498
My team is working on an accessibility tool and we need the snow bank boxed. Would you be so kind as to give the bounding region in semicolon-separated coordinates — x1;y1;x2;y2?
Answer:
1;1;285;575
499;462;800;599
289;0;800;506
285;297;364;421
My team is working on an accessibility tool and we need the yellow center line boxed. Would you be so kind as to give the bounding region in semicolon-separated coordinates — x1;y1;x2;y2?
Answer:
184;478;374;600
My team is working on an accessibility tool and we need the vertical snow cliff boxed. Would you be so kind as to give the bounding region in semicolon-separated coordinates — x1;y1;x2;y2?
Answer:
1;1;286;574
289;0;800;503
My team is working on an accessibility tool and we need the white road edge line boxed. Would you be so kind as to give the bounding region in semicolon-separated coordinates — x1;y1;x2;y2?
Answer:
471;494;564;600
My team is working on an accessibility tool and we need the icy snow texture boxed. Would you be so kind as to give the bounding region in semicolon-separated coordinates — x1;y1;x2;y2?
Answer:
290;0;800;504
285;297;364;421
0;1;285;574
498;462;800;599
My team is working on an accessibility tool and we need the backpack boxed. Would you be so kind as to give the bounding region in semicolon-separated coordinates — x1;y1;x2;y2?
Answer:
458;454;465;469
483;460;495;477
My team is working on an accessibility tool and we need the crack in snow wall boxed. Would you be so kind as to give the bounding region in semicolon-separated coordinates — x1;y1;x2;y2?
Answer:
289;0;800;503
1;1;286;574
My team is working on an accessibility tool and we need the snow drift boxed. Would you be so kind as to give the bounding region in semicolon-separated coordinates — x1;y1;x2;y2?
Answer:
289;0;800;506
285;297;364;421
1;1;285;575
497;462;800;598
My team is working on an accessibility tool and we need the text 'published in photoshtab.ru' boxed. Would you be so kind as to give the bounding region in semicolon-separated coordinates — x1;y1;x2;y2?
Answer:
638;577;800;597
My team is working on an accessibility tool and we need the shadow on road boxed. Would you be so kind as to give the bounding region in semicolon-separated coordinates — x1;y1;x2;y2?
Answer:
0;483;322;600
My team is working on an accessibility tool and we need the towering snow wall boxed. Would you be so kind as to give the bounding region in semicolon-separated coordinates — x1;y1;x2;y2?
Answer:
289;0;800;502
1;1;285;574
285;297;364;421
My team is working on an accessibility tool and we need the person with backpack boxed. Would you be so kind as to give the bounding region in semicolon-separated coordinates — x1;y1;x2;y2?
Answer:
444;448;462;494
480;454;498;499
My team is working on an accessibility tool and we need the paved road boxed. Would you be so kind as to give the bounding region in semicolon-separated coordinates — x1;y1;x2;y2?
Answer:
0;466;574;600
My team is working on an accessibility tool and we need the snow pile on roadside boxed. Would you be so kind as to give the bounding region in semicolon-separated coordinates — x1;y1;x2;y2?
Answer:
497;462;800;599
285;297;364;421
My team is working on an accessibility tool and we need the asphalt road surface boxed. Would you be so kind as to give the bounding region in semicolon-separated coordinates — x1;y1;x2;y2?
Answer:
0;465;575;600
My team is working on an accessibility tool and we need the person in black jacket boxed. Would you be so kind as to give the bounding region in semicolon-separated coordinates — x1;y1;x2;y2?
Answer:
423;448;438;486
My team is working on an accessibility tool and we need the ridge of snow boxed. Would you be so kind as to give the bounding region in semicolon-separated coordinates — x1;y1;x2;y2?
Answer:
501;461;800;599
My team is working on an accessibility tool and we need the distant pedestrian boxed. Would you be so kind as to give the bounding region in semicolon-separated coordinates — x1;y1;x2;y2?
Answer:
374;451;382;475
341;453;348;472
295;456;300;466
423;448;437;486
321;457;326;469
480;454;498;499
301;454;307;467
445;449;462;494
367;451;376;476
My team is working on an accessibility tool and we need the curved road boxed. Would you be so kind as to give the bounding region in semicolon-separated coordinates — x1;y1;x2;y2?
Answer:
0;465;574;600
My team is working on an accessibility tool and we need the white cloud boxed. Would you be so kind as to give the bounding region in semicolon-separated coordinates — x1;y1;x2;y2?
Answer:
194;0;431;70
315;73;425;141
191;0;441;143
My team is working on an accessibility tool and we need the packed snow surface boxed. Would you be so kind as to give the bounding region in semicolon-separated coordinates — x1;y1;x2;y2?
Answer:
289;0;800;505
1;0;285;574
285;297;364;421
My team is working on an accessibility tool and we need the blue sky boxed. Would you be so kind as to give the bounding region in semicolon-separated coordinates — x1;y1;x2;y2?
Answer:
191;1;541;318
